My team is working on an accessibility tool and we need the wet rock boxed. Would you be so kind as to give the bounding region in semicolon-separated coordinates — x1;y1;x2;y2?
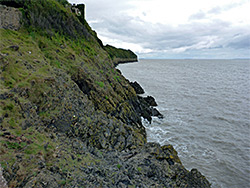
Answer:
132;96;164;122
185;169;211;188
130;81;145;94
144;96;158;106
151;108;164;119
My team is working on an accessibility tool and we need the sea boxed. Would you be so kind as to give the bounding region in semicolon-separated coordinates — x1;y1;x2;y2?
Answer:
118;59;250;188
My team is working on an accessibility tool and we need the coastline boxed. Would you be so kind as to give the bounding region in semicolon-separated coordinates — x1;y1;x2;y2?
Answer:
0;1;210;187
113;58;138;67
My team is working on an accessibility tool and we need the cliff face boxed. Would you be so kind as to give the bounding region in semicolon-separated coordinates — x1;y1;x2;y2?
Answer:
0;0;210;187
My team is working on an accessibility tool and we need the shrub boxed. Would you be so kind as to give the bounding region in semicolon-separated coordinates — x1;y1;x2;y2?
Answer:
96;81;104;88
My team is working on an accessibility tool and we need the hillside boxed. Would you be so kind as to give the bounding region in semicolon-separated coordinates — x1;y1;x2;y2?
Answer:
0;0;210;187
104;45;137;66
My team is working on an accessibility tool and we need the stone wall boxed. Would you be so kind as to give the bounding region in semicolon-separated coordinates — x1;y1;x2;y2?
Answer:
75;4;85;22
0;5;22;30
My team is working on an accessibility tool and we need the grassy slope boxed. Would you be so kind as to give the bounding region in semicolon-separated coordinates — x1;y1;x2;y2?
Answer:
104;45;138;66
0;1;145;186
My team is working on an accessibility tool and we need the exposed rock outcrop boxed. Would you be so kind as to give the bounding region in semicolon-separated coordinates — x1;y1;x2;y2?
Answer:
136;96;163;122
144;96;158;106
0;4;22;30
130;81;145;94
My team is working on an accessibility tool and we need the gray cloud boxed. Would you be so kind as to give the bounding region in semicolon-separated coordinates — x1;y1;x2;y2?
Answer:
227;34;250;49
208;7;222;15
69;0;250;59
189;11;206;20
93;16;230;49
208;1;246;15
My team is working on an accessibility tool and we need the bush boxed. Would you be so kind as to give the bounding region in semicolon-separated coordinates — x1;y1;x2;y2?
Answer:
96;81;104;88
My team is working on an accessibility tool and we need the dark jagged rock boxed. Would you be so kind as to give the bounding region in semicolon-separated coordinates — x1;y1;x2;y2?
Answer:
152;108;164;119
144;96;158;106
135;96;164;122
130;81;145;94
17;142;210;187
128;81;163;120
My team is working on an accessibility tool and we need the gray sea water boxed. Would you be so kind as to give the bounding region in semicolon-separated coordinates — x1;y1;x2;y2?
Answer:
118;59;250;188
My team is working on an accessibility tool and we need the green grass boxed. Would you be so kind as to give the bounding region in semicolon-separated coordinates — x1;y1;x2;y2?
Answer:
104;44;137;60
114;76;121;82
4;141;27;150
96;81;105;88
117;164;122;169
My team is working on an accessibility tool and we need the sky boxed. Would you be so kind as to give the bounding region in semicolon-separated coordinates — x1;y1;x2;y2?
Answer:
68;0;250;59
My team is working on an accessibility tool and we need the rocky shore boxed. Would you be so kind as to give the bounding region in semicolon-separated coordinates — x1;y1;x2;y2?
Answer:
0;0;210;187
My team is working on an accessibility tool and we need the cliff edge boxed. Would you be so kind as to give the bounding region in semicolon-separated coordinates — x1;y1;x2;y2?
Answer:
104;45;138;66
0;0;210;187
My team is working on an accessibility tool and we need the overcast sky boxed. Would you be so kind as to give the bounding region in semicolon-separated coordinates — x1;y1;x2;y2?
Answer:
68;0;250;59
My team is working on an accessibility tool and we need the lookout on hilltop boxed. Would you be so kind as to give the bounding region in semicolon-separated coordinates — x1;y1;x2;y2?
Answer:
67;3;84;17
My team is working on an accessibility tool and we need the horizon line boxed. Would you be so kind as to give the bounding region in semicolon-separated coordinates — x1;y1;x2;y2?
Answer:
138;58;250;60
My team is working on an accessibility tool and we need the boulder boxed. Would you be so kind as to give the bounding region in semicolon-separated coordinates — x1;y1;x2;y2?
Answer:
144;96;158;106
151;108;164;119
130;81;145;94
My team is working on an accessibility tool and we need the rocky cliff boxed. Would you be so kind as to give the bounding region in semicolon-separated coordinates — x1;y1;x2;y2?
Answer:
0;0;210;187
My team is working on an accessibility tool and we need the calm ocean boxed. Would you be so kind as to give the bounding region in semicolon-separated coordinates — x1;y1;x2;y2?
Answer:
118;59;250;188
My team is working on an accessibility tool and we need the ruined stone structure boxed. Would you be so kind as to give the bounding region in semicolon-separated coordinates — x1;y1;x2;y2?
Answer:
69;4;85;23
75;4;85;22
0;5;22;30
